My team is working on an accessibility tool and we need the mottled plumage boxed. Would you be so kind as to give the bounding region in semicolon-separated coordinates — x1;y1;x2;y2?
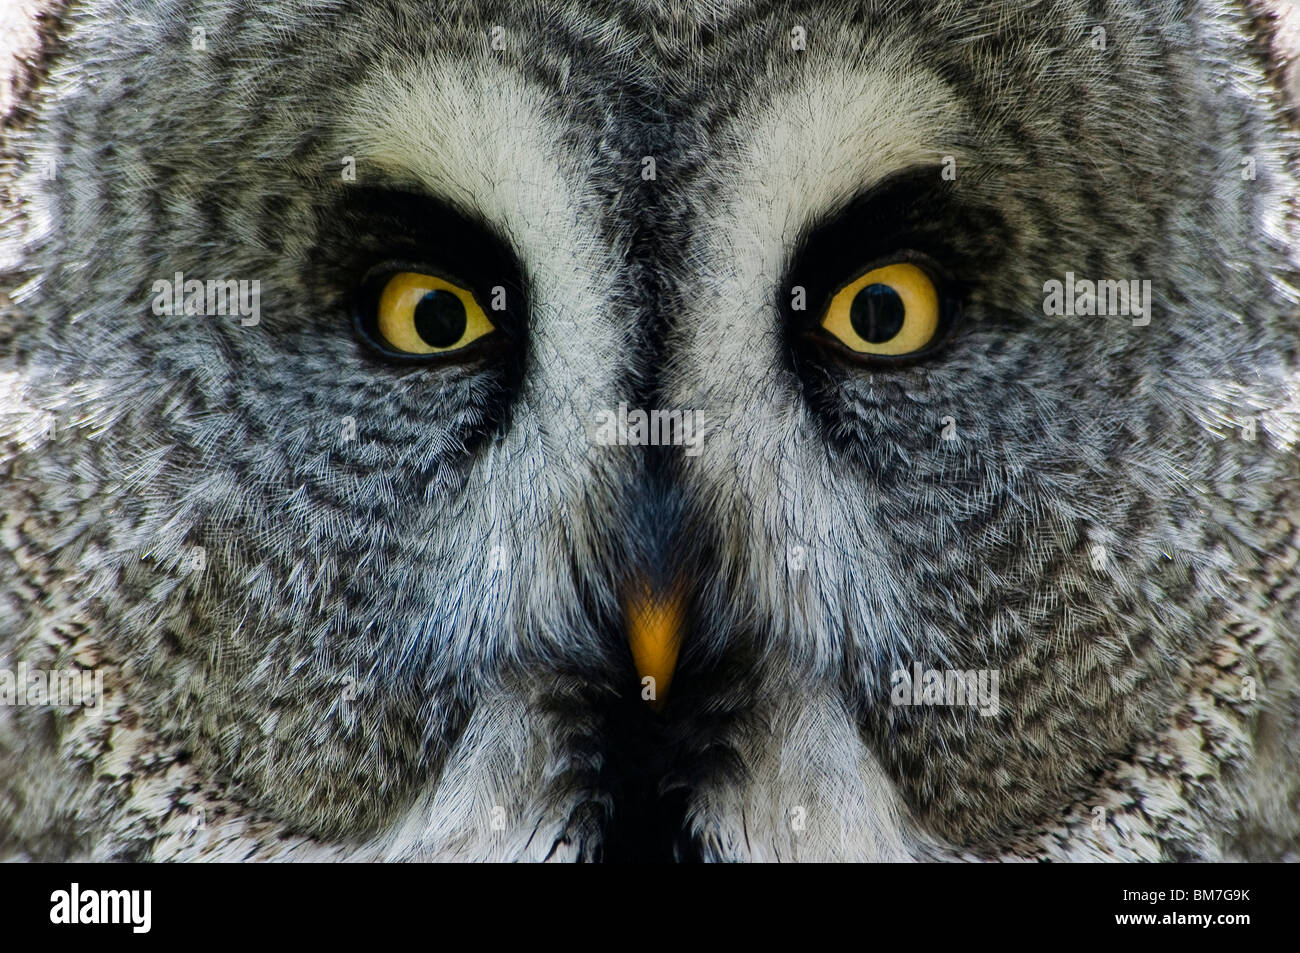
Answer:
1;0;1298;861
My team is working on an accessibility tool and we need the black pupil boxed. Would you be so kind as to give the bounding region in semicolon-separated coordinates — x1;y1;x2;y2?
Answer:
413;289;467;348
849;283;905;343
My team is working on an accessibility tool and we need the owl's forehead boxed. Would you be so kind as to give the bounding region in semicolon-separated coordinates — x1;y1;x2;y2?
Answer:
330;2;981;257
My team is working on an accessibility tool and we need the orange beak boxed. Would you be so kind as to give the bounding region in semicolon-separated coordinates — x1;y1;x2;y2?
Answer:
624;580;687;711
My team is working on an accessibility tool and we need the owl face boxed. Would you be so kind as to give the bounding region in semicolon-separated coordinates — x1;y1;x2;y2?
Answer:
1;0;1297;862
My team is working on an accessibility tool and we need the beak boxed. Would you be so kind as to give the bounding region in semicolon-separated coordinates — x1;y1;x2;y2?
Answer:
624;580;687;711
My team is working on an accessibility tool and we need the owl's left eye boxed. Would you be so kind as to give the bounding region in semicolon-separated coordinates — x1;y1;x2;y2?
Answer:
354;269;497;360
819;262;943;357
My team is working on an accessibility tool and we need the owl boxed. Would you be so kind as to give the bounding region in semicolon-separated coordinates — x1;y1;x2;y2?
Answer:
1;0;1298;863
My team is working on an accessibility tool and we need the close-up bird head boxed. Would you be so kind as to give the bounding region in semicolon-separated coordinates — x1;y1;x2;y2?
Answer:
1;0;1298;864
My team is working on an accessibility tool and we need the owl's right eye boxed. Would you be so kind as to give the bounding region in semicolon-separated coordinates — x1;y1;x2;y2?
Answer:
353;268;498;361
819;262;941;356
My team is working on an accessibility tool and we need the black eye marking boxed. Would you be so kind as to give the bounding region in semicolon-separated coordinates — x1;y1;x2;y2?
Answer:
318;186;528;373
780;165;1000;371
303;185;531;445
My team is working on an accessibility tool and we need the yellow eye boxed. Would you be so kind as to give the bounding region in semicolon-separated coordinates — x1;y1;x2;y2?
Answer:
374;272;494;354
820;262;940;356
